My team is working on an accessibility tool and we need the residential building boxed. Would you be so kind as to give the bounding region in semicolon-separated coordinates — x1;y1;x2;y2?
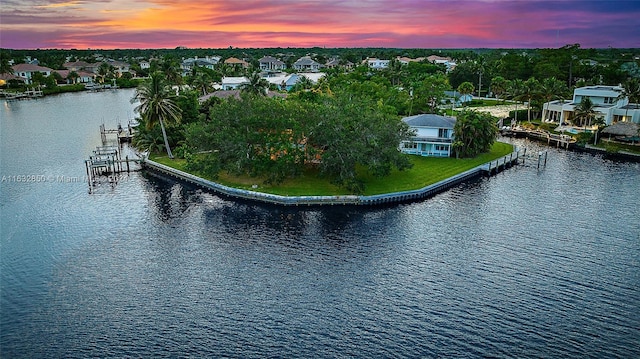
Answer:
220;76;249;90
396;56;426;65
259;56;286;71
542;85;640;125
181;56;220;73
11;63;53;84
293;56;323;72
224;57;249;69
400;114;456;157
426;55;457;72
365;58;389;70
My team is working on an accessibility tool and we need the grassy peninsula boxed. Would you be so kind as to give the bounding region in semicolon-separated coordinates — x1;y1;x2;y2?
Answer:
150;141;513;196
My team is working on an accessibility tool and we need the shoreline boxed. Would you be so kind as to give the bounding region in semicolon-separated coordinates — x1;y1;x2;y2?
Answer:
141;149;522;206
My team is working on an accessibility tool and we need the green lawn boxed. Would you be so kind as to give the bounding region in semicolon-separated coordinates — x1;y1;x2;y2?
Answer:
150;141;514;196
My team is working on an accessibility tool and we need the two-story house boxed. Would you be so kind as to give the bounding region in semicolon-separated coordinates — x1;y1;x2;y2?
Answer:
543;85;640;125
400;114;456;157
11;63;53;84
292;56;323;72
259;56;286;72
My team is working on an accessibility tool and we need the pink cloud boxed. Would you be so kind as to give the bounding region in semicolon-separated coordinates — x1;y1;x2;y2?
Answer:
1;0;638;49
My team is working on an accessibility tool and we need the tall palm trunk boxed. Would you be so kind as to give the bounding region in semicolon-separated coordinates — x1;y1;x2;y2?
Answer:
159;118;173;159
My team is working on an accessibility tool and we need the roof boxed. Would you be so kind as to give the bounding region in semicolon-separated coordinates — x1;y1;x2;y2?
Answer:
224;57;249;65
402;114;456;129
602;122;640;136
221;76;249;84
12;63;53;72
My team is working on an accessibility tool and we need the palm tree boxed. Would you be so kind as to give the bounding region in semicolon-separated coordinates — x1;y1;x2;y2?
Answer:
241;72;269;96
97;62;113;84
574;97;598;130
473;55;487;97
508;79;525;124
616;78;640;122
490;76;510;103
133;72;182;159
522;77;541;122
457;81;474;107
68;71;79;84
539;77;567;122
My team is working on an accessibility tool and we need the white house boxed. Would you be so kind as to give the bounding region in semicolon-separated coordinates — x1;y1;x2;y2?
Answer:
542;85;640;125
365;58;390;70
400;114;456;157
265;73;300;91
12;63;53;84
220;76;249;90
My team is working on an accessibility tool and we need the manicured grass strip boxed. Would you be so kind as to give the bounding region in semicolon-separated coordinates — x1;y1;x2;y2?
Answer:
150;142;513;196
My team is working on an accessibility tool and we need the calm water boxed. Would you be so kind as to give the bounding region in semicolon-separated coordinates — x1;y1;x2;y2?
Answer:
1;91;639;358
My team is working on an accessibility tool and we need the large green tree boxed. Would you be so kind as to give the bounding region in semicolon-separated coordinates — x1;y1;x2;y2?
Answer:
133;72;182;158
453;110;498;158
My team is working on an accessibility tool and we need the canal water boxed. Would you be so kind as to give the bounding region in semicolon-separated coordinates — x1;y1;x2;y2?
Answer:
1;90;639;358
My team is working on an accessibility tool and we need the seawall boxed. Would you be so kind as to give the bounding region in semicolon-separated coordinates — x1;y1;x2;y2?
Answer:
142;150;521;206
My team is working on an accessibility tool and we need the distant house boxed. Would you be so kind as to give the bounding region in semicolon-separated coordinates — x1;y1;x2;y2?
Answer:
426;55;457;72
11;63;53;84
181;56;219;74
221;76;249;90
293;56;323;72
63;61;100;74
106;60;131;77
224;57;249;69
396;56;426;65
365;58;389;70
264;72;326;91
542;85;640;125
265;73;300;91
259;56;286;71
400;114;456;157
325;58;353;69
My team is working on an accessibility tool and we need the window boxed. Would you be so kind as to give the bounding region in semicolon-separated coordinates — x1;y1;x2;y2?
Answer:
438;128;450;138
604;97;614;104
435;145;448;152
404;142;417;149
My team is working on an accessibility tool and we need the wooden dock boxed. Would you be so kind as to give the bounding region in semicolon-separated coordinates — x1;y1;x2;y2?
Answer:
86;125;142;191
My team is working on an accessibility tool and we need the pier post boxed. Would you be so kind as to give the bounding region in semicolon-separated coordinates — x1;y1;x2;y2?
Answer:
544;151;548;167
126;156;130;173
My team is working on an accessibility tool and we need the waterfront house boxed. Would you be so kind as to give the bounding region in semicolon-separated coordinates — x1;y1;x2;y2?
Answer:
400;114;456;157
11;64;53;84
542;85;640;125
259;56;286;72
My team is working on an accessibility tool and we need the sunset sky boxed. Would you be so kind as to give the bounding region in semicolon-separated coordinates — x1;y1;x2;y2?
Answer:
1;0;639;49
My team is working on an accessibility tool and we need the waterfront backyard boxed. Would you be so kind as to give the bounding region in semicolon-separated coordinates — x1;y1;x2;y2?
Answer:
151;141;514;196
